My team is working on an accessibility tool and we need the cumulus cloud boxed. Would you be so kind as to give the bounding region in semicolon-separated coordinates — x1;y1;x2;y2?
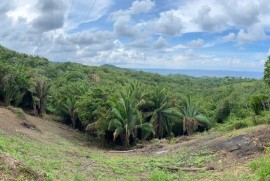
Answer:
1;0;270;71
130;0;155;14
237;25;268;44
67;31;115;46
113;16;142;38
147;10;183;36
153;36;169;49
0;0;14;15
31;0;66;32
194;5;228;32
223;33;235;42
187;39;204;48
129;39;150;49
222;1;260;27
83;48;146;66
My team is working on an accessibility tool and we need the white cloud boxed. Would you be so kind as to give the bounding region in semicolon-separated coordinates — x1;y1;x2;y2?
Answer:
147;10;183;36
222;1;260;27
113;16;142;38
153;36;169;49
131;0;155;14
187;39;204;48
1;0;270;71
6;1;37;23
194;5;228;32
237;25;268;44
223;33;235;42
128;39;150;49
31;0;66;32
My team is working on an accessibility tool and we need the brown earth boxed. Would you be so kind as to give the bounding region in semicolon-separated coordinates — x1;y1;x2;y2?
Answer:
0;153;46;181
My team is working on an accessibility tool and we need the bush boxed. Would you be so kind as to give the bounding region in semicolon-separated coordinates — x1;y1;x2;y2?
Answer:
216;116;251;132
232;121;248;130
215;100;231;123
249;94;268;115
251;112;270;126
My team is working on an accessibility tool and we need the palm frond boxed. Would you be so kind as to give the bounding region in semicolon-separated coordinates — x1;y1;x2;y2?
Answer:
113;127;123;141
140;123;155;139
108;119;122;130
194;114;212;127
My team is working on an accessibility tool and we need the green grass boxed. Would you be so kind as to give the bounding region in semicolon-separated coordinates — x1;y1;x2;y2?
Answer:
250;155;270;181
0;130;217;181
0;128;266;181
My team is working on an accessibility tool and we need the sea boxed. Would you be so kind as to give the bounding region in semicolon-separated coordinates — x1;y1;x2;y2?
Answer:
133;69;263;79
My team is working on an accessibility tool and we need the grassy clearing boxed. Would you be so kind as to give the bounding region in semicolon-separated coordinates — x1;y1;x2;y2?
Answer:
0;130;215;181
0;126;268;181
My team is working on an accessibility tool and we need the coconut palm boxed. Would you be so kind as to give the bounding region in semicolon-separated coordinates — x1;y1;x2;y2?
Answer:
179;96;212;135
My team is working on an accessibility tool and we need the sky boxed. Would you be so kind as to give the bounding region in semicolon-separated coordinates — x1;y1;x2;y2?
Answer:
1;0;270;71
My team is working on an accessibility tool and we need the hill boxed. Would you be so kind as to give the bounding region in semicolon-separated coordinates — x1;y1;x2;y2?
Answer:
0;107;269;180
0;45;270;180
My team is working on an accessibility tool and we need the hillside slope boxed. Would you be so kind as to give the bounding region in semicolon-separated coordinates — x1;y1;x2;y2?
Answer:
0;107;269;180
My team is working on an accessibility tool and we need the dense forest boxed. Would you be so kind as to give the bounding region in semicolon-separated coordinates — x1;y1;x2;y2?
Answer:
0;45;270;147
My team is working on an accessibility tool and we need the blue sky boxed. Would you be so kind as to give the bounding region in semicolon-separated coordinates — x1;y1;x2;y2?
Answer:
1;0;270;71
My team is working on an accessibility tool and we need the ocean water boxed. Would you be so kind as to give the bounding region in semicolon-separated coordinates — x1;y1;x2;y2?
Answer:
134;69;263;79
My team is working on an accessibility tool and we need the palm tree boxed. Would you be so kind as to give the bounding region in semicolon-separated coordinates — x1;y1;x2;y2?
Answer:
108;84;154;147
144;87;179;139
58;82;88;128
2;74;17;106
179;96;211;135
108;96;138;147
32;77;50;117
60;97;77;128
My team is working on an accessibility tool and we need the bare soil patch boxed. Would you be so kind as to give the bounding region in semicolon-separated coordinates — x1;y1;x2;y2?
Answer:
0;153;45;180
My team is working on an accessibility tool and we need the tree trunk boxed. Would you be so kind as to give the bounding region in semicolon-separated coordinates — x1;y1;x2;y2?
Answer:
71;112;76;128
156;114;162;139
4;92;12;107
124;124;129;148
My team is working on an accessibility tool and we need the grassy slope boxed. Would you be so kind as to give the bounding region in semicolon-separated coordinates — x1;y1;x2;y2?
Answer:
0;107;269;181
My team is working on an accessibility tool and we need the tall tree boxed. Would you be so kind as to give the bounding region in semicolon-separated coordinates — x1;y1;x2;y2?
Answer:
32;77;50;117
264;56;270;85
57;82;88;128
141;87;179;139
108;83;153;147
76;87;110;127
2;73;17;106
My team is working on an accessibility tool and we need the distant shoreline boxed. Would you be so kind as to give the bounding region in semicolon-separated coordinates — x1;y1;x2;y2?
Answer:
132;68;263;79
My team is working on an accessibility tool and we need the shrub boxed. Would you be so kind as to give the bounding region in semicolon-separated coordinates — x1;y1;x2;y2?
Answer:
215;100;231;123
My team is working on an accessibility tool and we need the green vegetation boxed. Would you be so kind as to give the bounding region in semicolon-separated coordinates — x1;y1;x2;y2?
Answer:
0;45;270;180
250;155;270;181
0;45;269;147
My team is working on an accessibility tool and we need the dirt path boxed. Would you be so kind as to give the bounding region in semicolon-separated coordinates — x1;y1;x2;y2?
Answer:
108;125;270;171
